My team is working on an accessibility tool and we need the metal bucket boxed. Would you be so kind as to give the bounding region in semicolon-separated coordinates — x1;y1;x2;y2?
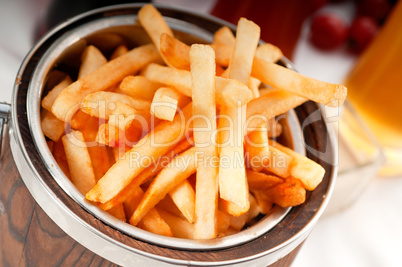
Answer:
2;4;337;266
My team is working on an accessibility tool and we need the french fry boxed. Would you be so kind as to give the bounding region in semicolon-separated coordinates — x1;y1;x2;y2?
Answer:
190;44;219;239
264;178;306;208
229;18;260;84
252;57;347;107
112;146;126;162
247;193;260;222
137;208;174;237
265;146;292;178
110;44;129;60
160;33;226;80
78;45;107;79
267;119;282;138
108;104;138;130
98;137;193;211
217;210;231;234
122;120;146;145
70;110;91;130
107;203;126;222
41;109;65;142
211;44;233;67
246;90;306;131
212;43;282;69
52;44;162;122
41;76;72;112
269;140;325;190
103;110;154;145
258;87;271;96
123;186;145;218
86;103;193;203
219;198;247;217
81;116;112;181
220;187;262;218
246;170;283;191
82;99;137;131
124;188;178;243
81;91;151;130
129;147;197;226
86;33;125;52
244;124;269;172
96;120;144;148
82;91;151;114
138;4;174;66
62;130;96;195
218;18;260;214
158;209;194;239
143;63;253;107
122;185;173;237
213;26;235;46
251;190;274;214
229;211;249;231
119;76;161;101
96;123;120;147
248;77;261;98
151;87;190;121
52;139;71;179
80;115;104;145
157;195;187;220
222;227;240;237
105;84;120;92
160;33;190;70
168;180;195;223
255;43;283;63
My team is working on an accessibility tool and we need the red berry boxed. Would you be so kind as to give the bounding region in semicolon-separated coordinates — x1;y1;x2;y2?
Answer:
309;13;349;50
348;16;379;54
358;0;391;21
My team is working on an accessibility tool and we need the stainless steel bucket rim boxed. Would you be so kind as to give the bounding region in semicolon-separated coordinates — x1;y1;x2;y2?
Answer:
10;3;338;265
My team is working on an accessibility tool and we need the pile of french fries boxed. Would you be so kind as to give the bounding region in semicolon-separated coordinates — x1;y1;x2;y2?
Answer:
41;5;346;239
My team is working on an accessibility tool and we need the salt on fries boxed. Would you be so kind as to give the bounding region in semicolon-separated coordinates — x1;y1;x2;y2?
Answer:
41;4;346;240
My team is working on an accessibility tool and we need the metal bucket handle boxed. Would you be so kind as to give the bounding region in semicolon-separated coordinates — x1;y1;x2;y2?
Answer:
0;102;11;160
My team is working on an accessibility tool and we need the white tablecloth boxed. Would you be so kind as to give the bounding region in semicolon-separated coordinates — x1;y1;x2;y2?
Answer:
1;1;401;266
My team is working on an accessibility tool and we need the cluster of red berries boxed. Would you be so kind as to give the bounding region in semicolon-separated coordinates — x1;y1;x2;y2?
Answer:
309;0;396;54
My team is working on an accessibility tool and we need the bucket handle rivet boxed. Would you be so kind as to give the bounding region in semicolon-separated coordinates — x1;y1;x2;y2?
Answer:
0;102;11;161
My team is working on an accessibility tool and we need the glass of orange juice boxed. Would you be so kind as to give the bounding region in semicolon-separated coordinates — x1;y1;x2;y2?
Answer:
345;0;402;176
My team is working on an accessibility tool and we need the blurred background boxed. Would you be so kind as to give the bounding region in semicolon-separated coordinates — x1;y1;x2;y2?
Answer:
0;0;401;266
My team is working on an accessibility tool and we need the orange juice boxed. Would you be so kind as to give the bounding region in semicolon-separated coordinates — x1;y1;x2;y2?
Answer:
345;0;402;176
